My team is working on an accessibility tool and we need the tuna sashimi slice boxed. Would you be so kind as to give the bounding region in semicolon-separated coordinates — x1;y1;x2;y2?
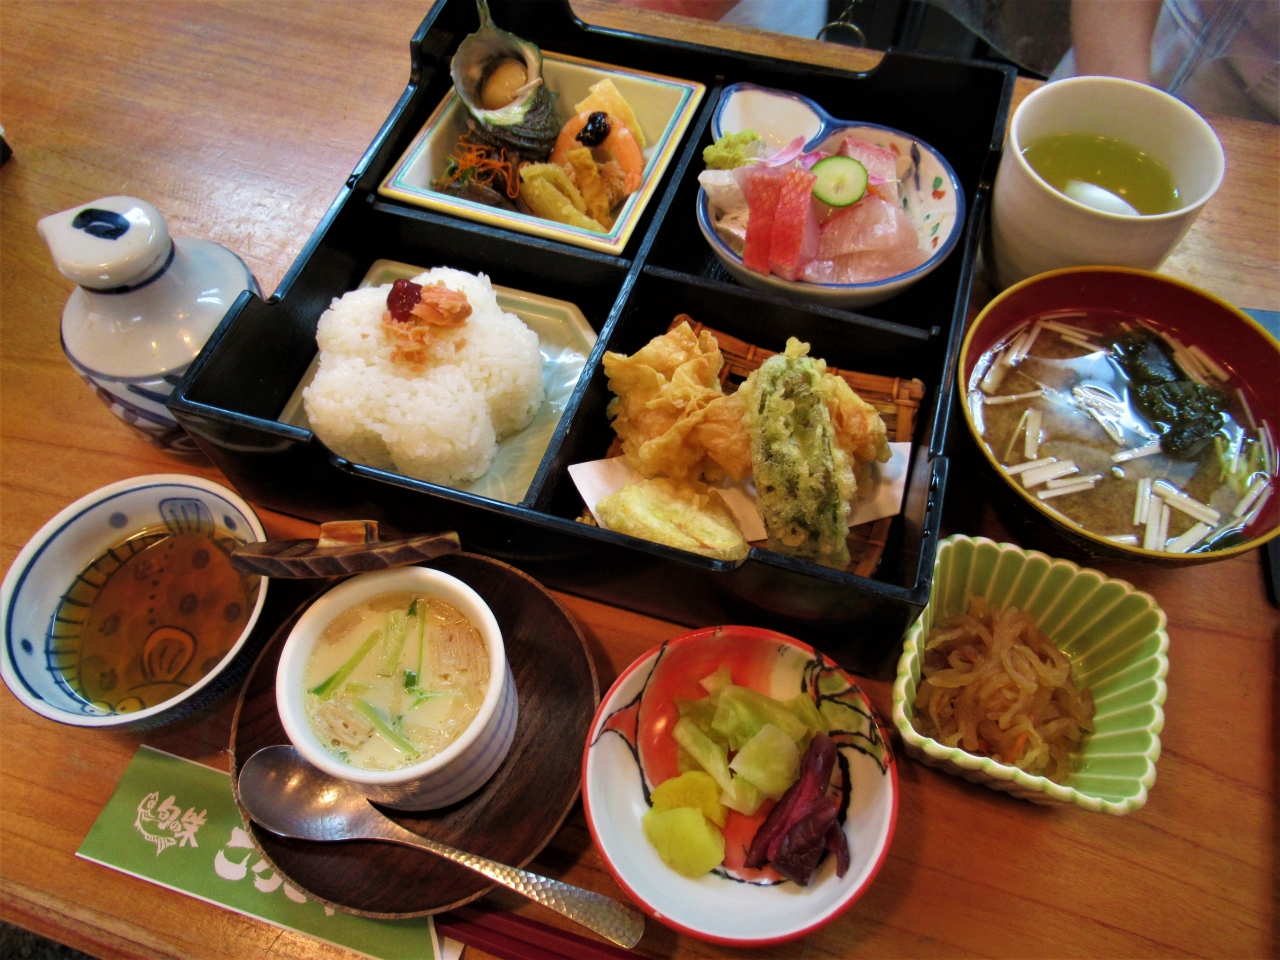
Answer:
817;195;914;259
768;167;819;281
742;169;784;275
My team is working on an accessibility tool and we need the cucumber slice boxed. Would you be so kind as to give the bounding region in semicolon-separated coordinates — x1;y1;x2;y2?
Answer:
811;155;868;207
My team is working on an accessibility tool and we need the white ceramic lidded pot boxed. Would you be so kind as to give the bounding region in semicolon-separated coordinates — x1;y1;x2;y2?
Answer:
37;196;259;455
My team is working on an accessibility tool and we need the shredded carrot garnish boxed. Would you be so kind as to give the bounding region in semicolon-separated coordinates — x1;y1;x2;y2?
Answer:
437;133;521;199
1005;730;1031;764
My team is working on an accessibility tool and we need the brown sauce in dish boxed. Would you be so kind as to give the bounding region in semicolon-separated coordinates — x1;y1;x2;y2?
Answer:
49;528;260;713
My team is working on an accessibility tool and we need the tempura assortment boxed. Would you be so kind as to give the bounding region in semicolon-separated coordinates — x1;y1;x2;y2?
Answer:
598;320;890;567
911;595;1095;782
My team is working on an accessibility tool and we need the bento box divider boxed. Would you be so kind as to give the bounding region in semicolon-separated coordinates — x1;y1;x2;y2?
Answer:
520;85;721;509
927;188;989;459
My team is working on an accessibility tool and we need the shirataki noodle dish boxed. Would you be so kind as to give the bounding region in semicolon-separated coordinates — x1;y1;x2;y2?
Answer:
912;595;1095;782
969;310;1275;554
303;267;544;486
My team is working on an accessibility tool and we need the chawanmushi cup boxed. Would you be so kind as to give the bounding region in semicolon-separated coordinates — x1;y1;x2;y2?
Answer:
275;566;518;811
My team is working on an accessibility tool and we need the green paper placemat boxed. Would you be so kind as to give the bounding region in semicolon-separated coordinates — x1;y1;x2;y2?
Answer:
77;746;442;960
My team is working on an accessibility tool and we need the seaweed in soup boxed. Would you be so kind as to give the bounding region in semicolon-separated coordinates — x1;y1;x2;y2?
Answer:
1111;329;1230;460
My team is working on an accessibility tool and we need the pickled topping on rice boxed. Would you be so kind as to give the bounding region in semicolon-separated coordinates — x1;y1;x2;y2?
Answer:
912;596;1095;783
382;279;473;365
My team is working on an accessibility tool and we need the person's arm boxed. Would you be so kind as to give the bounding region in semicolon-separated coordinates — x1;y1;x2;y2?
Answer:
1071;0;1163;83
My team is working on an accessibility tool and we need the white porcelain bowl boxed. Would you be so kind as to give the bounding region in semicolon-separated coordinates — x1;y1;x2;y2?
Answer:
582;626;897;946
988;75;1225;290
276;566;518;811
0;474;268;728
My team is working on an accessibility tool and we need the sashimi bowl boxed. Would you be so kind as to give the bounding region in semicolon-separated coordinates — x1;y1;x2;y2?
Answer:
892;535;1168;815
582;625;897;946
697;82;964;309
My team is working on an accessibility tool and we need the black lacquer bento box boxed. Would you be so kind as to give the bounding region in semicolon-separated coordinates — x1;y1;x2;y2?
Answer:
169;0;1015;675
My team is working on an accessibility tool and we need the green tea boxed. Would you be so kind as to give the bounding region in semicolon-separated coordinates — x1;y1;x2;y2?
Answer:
1022;133;1180;215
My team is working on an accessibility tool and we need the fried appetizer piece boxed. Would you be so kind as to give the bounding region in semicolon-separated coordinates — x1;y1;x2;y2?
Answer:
519;163;606;231
603;322;750;482
739;338;857;569
827;373;891;467
563;146;615;229
596;478;748;561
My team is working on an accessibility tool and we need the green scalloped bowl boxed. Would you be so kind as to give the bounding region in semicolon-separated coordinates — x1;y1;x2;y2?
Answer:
892;535;1168;814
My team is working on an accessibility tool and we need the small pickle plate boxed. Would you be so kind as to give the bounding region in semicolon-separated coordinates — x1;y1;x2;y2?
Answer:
582;626;898;947
378;52;704;256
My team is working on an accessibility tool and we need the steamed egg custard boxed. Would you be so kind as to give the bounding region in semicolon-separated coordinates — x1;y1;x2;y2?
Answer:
50;528;259;714
304;591;489;770
970;311;1274;553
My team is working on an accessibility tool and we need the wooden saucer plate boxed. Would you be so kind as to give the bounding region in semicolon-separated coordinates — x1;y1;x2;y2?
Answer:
229;553;599;917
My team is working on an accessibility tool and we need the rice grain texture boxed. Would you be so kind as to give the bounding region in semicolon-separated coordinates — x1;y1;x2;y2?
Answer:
303;268;545;486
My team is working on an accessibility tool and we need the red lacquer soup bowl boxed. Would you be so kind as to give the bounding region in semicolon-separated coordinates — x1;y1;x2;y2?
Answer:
960;267;1280;563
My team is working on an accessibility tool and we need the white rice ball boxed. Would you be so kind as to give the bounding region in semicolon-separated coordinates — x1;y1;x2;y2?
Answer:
303;269;544;486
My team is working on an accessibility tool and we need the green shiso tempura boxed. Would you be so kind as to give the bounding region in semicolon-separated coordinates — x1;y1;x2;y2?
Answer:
741;339;856;569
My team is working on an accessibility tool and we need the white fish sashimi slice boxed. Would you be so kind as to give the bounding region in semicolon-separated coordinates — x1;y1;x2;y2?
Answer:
712;209;748;255
817;195;915;259
698;169;747;219
837;137;897;182
800;243;928;284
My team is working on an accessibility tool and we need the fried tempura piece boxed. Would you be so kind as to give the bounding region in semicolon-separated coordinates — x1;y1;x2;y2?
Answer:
596;478;747;561
827;374;891;466
693;393;752;482
563;147;614;229
520;163;606;231
604;322;750;482
739;339;857;569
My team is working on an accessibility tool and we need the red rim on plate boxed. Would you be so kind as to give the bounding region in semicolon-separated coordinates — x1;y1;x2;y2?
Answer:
581;625;898;947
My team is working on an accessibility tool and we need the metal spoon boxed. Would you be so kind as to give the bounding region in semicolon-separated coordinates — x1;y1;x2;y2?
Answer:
237;745;644;949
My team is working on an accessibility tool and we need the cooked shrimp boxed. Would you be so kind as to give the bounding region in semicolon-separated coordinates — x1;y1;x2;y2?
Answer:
550;111;644;196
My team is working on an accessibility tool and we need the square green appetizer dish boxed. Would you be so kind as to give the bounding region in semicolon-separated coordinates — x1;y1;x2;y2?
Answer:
893;534;1168;814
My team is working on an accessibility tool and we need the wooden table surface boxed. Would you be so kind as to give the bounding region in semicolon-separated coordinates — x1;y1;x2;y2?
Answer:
2;3;1276;959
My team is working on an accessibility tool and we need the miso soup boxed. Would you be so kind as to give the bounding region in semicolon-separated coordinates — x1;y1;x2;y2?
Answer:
50;527;260;713
969;311;1274;554
303;591;489;770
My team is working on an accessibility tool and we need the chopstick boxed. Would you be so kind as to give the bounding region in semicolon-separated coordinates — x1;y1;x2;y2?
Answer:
436;905;639;960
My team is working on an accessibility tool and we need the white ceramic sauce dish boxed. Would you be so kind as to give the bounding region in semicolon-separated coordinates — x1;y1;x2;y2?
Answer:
0;475;268;729
276;566;518;811
699;83;964;309
988;75;1225;290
